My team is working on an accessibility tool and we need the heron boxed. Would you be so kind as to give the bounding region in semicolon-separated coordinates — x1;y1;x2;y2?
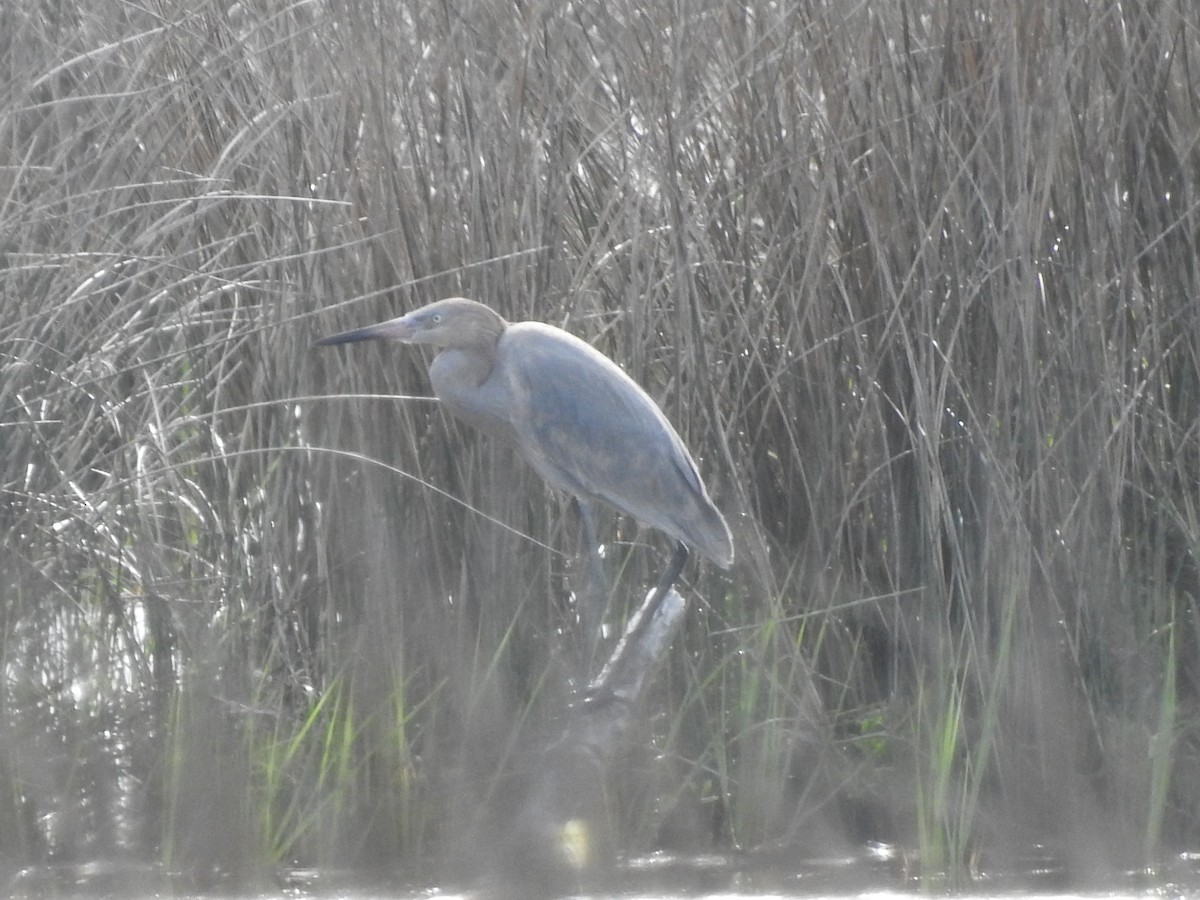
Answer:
315;297;733;643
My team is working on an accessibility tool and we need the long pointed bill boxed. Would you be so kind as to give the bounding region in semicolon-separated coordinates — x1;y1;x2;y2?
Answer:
313;316;414;346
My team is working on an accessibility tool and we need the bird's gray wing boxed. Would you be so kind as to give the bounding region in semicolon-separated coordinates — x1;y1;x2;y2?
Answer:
500;327;703;521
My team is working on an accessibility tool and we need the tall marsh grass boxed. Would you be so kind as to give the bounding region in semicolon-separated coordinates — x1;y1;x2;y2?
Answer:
1;0;1198;887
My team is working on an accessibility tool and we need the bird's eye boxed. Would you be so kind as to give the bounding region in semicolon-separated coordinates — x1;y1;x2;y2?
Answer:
431;314;442;324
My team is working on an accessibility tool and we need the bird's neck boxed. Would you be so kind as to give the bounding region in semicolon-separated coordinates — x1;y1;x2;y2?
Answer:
430;345;494;389
427;345;517;443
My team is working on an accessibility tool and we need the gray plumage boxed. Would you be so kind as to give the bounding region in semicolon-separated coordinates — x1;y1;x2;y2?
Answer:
316;297;733;592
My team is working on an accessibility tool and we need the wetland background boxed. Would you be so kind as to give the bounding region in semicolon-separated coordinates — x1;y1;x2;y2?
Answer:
1;0;1199;892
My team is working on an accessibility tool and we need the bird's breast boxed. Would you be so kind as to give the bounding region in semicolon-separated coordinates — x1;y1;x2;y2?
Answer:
429;347;520;444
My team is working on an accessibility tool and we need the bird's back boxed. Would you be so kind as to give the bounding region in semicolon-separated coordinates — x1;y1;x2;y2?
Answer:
492;323;733;568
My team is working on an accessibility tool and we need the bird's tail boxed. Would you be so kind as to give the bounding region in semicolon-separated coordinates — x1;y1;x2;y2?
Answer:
693;500;734;569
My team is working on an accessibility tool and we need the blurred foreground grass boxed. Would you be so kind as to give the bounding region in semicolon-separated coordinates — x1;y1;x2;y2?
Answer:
1;0;1198;887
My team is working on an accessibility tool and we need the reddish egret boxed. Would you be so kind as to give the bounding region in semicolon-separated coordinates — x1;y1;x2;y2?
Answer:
316;298;733;630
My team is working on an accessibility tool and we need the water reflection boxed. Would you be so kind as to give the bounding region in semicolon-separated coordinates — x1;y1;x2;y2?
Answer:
8;847;1200;900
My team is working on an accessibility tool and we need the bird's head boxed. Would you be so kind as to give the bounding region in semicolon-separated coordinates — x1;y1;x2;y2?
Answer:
314;297;506;350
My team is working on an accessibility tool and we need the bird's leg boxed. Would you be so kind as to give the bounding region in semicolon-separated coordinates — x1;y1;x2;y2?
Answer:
581;540;691;705
576;500;609;672
612;540;688;671
645;541;689;622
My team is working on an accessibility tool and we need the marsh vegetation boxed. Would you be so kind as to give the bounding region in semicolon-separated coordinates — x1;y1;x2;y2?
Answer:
1;0;1198;891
